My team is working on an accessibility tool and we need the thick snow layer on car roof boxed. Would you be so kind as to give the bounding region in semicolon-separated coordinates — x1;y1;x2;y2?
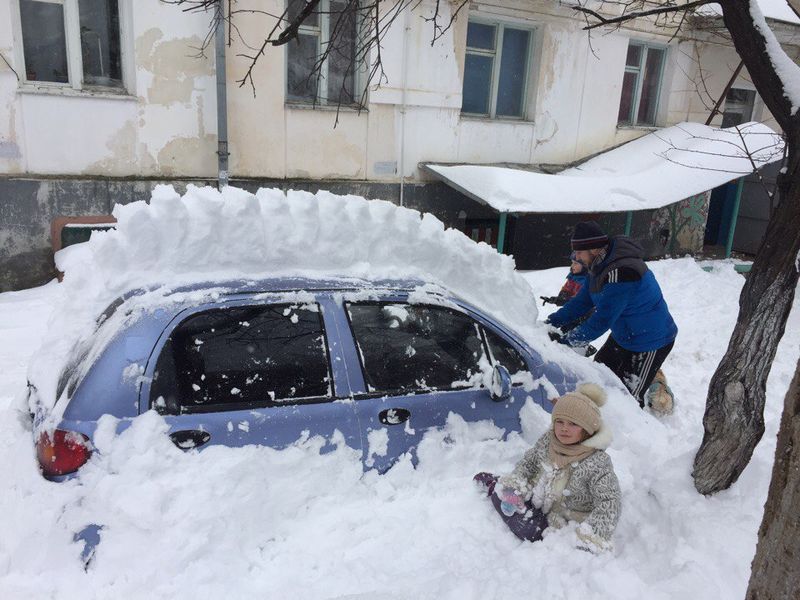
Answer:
30;185;563;414
425;122;784;213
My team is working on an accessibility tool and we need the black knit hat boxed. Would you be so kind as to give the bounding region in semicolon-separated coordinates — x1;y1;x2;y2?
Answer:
571;221;609;251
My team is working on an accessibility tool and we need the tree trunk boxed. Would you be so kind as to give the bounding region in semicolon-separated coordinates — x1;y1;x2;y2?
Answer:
745;358;800;599
692;157;800;494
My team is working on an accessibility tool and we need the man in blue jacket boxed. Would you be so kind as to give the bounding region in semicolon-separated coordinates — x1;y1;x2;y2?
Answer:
547;221;678;409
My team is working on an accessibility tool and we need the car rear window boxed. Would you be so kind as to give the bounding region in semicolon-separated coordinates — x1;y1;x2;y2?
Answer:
151;303;332;413
345;302;490;394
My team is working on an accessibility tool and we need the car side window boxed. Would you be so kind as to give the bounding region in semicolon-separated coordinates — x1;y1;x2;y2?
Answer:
151;303;331;413
482;327;530;377
345;302;489;394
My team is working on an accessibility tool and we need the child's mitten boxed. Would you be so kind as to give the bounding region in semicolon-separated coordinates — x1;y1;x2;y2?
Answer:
496;485;525;516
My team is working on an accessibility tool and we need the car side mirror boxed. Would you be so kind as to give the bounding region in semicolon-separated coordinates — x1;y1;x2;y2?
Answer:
490;365;512;402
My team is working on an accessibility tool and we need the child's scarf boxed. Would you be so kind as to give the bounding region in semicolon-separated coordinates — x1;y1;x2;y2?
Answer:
548;431;596;468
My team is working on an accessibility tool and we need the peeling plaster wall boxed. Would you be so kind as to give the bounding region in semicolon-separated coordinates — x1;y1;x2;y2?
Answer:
0;1;216;177
225;0;287;178
0;0;795;182
2;0;800;291
0;0;24;172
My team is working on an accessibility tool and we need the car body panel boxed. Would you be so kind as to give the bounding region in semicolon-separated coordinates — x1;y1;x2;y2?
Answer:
36;277;574;481
136;293;363;455
325;291;553;472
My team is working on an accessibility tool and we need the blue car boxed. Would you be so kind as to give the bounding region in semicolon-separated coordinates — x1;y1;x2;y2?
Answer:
31;277;573;479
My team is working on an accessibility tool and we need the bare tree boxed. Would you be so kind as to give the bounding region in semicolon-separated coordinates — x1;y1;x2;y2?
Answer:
745;356;800;599
576;0;800;489
574;0;800;594
164;0;468;117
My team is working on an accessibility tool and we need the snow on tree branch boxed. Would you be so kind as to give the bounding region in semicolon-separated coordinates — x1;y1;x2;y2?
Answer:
748;0;800;115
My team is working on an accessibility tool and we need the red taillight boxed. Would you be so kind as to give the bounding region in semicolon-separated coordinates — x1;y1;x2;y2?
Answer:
36;429;92;476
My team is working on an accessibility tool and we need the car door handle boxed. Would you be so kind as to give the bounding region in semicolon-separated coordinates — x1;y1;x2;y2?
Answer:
170;429;211;450
379;408;410;425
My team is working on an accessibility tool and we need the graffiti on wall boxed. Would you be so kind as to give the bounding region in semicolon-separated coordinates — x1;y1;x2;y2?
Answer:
648;192;710;256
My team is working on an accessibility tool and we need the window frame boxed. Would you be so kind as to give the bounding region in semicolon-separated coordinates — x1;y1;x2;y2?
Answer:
618;40;667;128
284;0;364;108
461;18;534;120
478;324;530;379
721;87;757;128
149;301;337;416
11;0;133;95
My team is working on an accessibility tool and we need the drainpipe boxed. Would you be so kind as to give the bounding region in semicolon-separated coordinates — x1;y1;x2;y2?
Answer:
398;8;411;207
215;11;230;189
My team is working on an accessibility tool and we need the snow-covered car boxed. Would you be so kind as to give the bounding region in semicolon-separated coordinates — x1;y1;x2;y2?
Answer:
30;277;571;479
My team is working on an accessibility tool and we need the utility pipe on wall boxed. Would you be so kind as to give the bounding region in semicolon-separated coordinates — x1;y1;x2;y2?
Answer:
398;7;411;207
215;11;230;189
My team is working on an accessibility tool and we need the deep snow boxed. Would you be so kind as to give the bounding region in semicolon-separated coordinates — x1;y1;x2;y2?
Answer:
0;260;797;599
0;188;798;599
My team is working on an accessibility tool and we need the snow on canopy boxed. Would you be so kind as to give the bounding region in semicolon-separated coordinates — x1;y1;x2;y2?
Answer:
424;121;784;214
30;185;548;410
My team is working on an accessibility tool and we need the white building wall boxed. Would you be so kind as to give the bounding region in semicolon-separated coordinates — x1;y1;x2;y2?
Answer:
0;0;215;177
0;0;794;182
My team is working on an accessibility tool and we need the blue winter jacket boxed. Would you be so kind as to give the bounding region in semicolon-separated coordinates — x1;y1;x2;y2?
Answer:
548;237;678;352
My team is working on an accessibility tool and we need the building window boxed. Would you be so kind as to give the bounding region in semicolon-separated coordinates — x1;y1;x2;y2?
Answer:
16;0;124;90
462;20;532;119
286;0;360;106
618;41;666;127
721;88;756;128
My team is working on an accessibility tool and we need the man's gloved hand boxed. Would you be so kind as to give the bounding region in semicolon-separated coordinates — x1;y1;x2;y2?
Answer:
569;343;598;357
495;485;526;517
548;329;565;343
540;296;560;306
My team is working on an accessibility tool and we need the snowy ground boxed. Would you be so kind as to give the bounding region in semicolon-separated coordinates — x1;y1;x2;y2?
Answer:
0;256;798;599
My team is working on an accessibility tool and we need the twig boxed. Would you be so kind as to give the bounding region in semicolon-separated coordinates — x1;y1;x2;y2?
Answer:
573;0;714;31
0;51;19;81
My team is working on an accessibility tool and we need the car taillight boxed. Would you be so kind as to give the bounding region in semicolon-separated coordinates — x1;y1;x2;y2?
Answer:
36;429;92;476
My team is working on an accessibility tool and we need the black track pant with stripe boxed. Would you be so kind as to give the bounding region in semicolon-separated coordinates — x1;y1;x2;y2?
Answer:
594;336;674;407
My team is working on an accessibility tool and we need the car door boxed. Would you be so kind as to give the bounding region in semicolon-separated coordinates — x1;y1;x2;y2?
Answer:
139;295;361;456
337;296;544;472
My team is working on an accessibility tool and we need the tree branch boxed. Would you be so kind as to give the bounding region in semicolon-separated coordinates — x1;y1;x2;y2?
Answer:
573;0;714;30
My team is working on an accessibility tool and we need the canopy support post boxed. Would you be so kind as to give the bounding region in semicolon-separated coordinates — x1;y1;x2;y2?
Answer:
725;178;745;258
624;211;633;236
497;212;508;254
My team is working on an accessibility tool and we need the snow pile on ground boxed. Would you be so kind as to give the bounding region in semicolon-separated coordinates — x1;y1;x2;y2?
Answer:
1;257;798;599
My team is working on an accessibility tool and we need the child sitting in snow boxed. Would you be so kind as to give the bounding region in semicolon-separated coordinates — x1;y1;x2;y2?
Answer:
474;383;621;553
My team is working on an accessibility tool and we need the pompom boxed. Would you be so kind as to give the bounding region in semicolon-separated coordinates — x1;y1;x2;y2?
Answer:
577;383;607;407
